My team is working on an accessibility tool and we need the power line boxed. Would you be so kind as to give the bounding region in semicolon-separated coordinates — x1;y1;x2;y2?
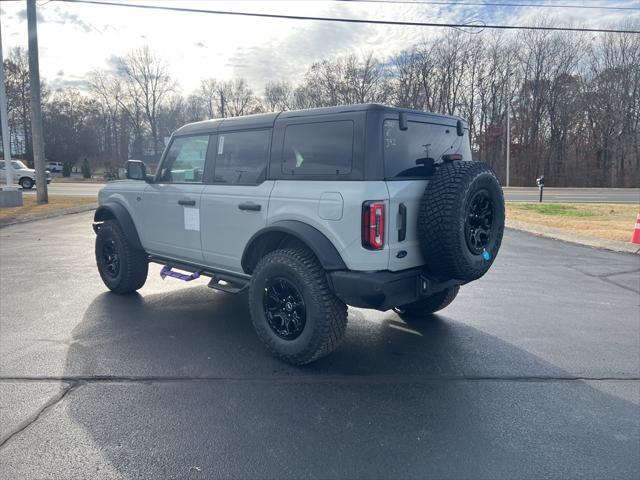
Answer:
55;0;640;34
336;0;640;11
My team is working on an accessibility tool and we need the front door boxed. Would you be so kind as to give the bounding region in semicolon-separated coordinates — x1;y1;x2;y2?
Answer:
142;134;212;264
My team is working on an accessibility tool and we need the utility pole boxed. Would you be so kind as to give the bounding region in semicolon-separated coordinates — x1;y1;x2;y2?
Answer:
27;0;48;203
505;70;513;188
0;23;23;207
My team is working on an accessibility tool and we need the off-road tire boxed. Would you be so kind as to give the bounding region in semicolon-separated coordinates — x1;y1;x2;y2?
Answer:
418;161;504;281
394;285;460;321
95;219;148;294
19;177;34;189
248;248;348;365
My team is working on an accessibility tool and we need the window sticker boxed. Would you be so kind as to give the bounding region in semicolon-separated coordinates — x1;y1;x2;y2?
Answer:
218;136;225;155
183;207;200;231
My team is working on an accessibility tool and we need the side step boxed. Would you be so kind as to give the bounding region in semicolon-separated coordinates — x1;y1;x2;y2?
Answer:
160;265;201;282
149;255;250;295
207;274;249;294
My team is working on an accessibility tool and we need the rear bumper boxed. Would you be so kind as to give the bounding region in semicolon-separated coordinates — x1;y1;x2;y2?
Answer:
327;267;465;311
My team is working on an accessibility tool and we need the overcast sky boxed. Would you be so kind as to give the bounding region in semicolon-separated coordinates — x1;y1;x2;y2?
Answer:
1;0;638;94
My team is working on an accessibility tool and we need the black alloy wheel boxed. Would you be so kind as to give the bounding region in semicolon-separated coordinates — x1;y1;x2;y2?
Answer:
465;189;493;254
101;239;121;278
263;277;307;340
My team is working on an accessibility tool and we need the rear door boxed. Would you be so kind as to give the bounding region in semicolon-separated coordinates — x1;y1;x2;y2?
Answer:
384;116;468;271
141;134;211;263
200;129;274;273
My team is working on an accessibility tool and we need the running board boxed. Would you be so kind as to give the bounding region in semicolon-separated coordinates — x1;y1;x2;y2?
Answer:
148;255;250;294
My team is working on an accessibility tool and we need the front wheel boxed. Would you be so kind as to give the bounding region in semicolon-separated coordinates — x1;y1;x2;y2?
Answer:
95;220;148;294
394;286;460;322
248;248;348;365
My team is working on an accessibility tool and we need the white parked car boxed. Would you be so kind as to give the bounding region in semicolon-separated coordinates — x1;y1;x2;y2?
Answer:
93;104;505;364
0;159;52;189
47;161;64;172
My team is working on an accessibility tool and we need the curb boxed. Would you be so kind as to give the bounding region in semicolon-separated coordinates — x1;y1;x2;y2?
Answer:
0;204;97;228
506;219;639;254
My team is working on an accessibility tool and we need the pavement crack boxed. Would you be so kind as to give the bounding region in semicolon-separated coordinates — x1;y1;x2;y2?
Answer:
0;381;83;450
565;265;640;293
0;375;638;384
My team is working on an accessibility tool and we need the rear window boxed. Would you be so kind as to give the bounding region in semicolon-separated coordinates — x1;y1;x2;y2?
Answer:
282;121;353;176
383;119;465;179
215;129;271;184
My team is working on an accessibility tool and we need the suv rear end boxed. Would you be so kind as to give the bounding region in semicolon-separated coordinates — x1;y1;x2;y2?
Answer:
268;105;502;313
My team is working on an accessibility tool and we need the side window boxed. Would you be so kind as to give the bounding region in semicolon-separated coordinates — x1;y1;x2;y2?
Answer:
159;135;209;183
214;130;271;185
282;121;353;176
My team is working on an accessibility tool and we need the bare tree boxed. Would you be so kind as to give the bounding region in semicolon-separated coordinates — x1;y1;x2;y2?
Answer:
264;81;293;111
121;46;174;157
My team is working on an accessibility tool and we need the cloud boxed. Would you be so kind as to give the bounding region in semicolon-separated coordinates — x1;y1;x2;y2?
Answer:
55;10;95;33
195;42;205;48
15;8;45;22
49;77;89;91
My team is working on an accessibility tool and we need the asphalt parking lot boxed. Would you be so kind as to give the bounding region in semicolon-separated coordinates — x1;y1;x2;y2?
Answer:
1;213;639;479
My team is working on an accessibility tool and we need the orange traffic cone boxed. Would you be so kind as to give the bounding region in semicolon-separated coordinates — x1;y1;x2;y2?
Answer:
631;212;640;244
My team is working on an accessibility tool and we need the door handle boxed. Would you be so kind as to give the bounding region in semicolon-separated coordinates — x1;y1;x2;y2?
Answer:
238;202;261;212
178;199;196;206
398;203;407;242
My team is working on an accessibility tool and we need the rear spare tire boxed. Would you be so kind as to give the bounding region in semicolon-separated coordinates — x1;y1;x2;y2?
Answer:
418;161;504;281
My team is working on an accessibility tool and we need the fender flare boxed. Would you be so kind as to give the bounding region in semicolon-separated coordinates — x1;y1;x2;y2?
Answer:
94;202;144;251
241;220;347;273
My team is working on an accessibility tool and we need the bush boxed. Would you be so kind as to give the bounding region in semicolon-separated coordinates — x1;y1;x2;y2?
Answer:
62;162;72;177
81;159;91;179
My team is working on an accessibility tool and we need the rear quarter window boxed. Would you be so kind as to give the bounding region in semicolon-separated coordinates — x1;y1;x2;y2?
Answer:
282;120;354;176
384;119;468;179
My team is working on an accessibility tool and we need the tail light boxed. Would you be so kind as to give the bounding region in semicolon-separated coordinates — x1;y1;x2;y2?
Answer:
362;201;385;250
442;153;463;162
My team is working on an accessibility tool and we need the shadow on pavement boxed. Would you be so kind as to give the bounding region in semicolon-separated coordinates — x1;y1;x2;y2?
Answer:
55;287;639;479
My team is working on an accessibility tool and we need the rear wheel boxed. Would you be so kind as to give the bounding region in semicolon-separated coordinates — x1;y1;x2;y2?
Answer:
248;248;348;365
95;220;148;294
19;177;34;189
394;286;460;321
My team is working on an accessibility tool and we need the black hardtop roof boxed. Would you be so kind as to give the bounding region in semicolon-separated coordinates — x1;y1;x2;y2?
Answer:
174;104;463;136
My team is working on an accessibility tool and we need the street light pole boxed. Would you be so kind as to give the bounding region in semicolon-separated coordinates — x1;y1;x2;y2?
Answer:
0;22;23;208
0;24;15;188
27;0;48;204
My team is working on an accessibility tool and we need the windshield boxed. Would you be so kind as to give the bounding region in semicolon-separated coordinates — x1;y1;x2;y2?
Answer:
383;119;468;179
11;161;28;170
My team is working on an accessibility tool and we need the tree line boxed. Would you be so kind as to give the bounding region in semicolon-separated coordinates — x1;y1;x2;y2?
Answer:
1;24;638;187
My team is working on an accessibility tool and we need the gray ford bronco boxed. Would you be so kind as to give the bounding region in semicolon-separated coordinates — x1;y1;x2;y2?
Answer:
93;104;505;365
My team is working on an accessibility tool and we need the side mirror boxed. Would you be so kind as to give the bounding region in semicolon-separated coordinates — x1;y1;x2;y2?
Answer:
126;160;147;181
456;120;464;137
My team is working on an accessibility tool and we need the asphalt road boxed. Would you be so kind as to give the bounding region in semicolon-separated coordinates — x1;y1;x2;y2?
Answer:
20;182;640;204
1;213;639;479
